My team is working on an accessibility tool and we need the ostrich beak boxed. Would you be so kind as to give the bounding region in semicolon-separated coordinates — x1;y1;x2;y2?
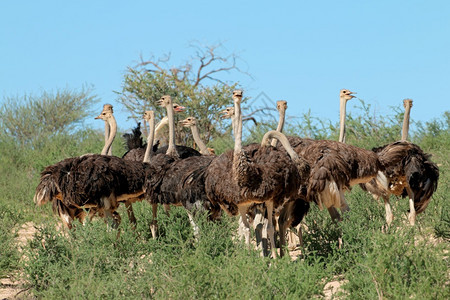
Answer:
174;105;186;113
220;110;229;119
156;99;164;107
178;119;191;127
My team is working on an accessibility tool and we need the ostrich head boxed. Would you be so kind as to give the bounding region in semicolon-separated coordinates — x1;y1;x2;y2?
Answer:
179;116;198;127
220;107;235;119
276;100;287;112
173;103;186;113
143;110;155;122
95;104;114;121
403;99;413;109
340;89;356;102
232;90;243;104
156;95;172;108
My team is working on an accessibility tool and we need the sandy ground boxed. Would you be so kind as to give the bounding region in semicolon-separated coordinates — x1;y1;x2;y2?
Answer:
0;222;36;300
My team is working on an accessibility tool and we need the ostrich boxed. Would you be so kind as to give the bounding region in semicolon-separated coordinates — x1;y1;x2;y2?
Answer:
220;103;310;257
34;104;119;228
204;90;310;258
34;107;156;229
360;99;439;225
179;116;214;156
142;95;211;238
120;104;201;233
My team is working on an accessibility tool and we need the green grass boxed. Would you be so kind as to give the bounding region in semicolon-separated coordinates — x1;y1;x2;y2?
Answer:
0;105;448;299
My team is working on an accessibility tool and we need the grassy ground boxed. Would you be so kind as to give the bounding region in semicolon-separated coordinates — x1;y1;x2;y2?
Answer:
0;116;449;299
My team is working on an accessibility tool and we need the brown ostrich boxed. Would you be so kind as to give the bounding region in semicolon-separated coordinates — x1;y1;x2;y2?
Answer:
142;95;206;238
34;104;119;228
220;103;309;257
34;107;156;229
204;90;310;258
121;104;201;234
360;99;439;225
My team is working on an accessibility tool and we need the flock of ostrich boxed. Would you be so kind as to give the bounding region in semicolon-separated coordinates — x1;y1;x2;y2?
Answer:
34;89;440;258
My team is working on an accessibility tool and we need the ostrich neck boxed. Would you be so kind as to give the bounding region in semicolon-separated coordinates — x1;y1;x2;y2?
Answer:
165;102;177;156
154;117;169;144
104;121;112;155
232;98;244;183
262;130;310;178
339;99;347;143
262;131;298;161
401;105;411;141
101;115;117;155
191;125;209;155
271;108;286;147
143;117;155;163
233;100;243;156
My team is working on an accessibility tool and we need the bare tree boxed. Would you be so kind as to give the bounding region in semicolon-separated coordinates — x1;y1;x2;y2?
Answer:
116;43;255;148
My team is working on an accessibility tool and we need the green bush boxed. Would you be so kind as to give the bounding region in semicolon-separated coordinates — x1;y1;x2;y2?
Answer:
0;202;22;277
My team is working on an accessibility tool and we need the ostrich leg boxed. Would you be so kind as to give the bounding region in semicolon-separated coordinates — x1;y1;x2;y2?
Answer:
384;196;393;226
406;187;416;225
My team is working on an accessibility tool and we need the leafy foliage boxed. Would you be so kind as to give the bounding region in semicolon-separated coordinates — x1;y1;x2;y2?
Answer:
0;87;98;148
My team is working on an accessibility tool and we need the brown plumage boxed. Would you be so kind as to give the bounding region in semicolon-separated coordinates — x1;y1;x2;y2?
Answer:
361;141;439;225
141;96;209;238
270;99;387;221
359;99;439;225
204;90;310;258
34;107;154;229
121;112;201;230
292;90;387;217
266;98;386;253
34;104;120;228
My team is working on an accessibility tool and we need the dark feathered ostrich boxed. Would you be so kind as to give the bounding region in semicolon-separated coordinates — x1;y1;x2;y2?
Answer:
34;107;156;229
141;95;207;238
204;90;310;258
34;104;120;228
120;104;201;233
360;99;439;225
220;103;309;257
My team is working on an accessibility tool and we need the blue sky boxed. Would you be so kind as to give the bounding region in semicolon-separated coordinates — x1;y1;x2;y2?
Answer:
1;1;449;132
